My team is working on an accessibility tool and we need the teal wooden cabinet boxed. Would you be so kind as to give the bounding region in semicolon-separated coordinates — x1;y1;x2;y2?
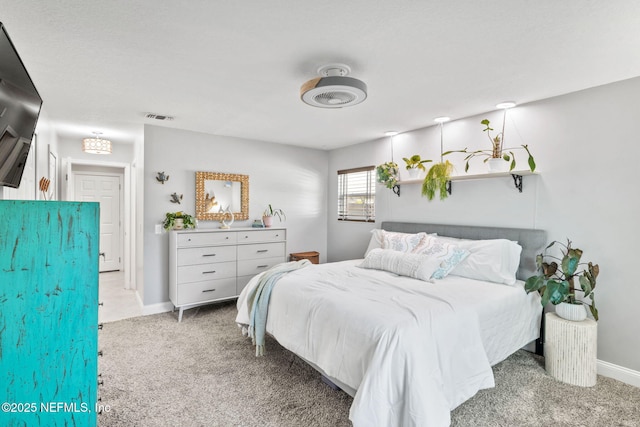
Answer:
0;200;100;427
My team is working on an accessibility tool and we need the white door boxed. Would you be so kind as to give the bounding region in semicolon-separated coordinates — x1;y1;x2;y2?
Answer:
74;173;122;272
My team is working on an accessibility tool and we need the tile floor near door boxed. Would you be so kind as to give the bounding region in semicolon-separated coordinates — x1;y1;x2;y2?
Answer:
99;271;142;323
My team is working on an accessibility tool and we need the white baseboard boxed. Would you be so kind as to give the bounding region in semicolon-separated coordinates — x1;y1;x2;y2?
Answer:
598;359;640;388
141;301;174;316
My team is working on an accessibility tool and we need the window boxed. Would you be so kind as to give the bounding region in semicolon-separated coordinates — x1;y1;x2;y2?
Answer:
337;166;375;222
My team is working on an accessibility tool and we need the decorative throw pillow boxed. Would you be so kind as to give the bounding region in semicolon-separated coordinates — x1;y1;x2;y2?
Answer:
411;235;470;279
380;230;427;253
359;248;441;282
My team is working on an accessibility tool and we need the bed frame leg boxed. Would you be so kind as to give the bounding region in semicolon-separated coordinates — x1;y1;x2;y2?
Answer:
535;310;545;356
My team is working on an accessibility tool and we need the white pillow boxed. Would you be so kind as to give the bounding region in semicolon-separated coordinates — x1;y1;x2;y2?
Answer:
364;229;427;256
359;248;440;282
434;236;522;285
411;235;470;279
381;230;427;253
364;229;384;257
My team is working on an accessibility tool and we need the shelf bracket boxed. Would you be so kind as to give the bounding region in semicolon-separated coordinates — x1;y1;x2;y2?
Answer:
446;180;452;195
392;184;400;197
511;174;523;192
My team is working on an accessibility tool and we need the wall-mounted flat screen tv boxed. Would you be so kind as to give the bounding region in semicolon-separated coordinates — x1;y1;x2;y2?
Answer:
0;22;43;188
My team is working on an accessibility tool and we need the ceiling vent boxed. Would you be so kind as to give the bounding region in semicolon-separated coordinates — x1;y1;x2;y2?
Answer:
145;113;174;121
300;64;367;108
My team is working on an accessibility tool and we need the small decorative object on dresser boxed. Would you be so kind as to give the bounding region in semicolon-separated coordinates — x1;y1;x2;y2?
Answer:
262;204;285;228
169;227;286;321
163;211;196;231
525;239;600;321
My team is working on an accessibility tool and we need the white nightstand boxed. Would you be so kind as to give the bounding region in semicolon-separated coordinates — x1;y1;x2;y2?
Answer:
544;312;598;386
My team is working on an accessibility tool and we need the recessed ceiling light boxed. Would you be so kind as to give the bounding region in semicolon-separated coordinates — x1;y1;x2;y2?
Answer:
433;117;451;123
496;101;516;109
385;131;399;136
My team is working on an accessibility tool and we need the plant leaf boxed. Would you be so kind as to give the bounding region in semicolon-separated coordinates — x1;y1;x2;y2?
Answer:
542;262;558;278
522;145;536;172
544;279;570;305
562;248;583;276
524;276;544;294
579;274;592;297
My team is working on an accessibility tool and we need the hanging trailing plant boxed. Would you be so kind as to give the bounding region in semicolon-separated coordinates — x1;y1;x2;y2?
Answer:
376;162;399;189
421;161;453;201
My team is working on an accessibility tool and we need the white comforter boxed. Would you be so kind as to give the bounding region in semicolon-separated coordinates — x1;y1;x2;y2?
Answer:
236;260;540;427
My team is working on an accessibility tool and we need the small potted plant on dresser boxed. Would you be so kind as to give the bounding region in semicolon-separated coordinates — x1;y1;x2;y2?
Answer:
262;204;285;228
525;239;600;321
163;211;196;231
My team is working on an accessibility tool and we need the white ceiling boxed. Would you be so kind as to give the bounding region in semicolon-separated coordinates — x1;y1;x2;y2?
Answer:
1;1;639;150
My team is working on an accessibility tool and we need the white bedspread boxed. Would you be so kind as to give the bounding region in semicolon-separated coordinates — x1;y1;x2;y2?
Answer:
236;260;541;427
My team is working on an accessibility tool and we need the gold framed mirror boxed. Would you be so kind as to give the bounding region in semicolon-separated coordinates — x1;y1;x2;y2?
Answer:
195;172;249;221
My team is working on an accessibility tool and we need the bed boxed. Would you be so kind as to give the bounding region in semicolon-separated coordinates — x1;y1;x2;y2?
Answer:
236;222;546;427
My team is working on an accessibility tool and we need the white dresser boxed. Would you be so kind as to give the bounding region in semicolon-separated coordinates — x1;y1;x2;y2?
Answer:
169;227;286;321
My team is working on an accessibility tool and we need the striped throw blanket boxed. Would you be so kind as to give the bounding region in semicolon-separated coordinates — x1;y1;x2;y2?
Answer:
247;259;311;356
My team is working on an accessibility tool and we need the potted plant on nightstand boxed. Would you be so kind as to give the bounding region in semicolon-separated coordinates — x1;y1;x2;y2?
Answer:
402;154;432;179
525;239;600;321
262;204;285;228
163;211;196;231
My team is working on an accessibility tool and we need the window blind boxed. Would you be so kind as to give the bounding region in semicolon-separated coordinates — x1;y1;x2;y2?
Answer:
337;166;375;222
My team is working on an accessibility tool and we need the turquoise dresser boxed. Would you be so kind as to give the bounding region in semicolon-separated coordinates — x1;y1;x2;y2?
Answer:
0;200;99;427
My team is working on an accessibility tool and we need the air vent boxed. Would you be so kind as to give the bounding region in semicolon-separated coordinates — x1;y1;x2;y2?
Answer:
145;113;174;121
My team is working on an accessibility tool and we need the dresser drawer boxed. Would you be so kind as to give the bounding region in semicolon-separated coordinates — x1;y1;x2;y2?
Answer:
237;256;284;277
178;261;236;283
177;278;236;305
237;242;285;261
177;231;237;247
236;229;285;244
177;245;236;266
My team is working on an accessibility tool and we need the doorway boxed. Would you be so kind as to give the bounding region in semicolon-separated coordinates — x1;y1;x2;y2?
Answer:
66;160;134;289
74;171;123;272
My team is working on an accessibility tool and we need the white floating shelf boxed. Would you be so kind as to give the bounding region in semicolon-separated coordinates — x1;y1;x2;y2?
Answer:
394;169;539;196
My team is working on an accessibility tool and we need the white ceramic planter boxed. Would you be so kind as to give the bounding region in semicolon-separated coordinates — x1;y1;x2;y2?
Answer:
555;302;587;321
173;218;184;230
487;157;510;173
407;168;421;179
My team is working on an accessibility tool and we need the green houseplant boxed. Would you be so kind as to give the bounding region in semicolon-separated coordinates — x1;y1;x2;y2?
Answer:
262;204;285;228
163;211;196;231
376;161;399;189
402;154;432;178
525;239;600;321
444;119;536;173
421;160;453;201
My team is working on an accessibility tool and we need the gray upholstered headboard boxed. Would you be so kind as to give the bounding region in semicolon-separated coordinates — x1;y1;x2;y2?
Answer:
381;222;547;281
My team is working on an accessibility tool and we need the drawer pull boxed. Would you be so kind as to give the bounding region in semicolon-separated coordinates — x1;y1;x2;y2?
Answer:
257;249;268;253
202;289;217;293
202;270;217;274
257;265;269;268
202;253;217;257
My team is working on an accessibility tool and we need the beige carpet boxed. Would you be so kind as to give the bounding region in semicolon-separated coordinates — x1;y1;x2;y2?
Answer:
98;301;640;427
